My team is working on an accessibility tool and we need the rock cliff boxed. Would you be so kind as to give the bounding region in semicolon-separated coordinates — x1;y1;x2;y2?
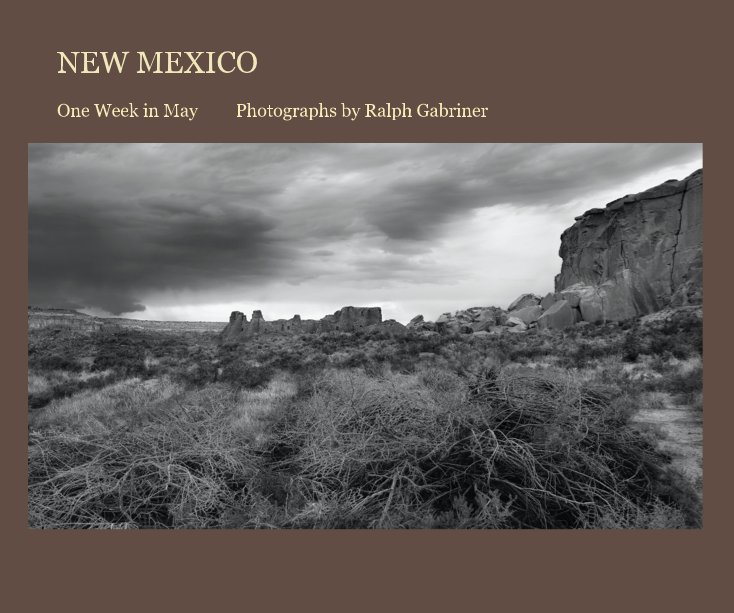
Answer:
554;169;702;322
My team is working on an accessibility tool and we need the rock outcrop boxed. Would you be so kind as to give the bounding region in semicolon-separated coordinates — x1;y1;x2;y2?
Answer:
220;306;384;341
536;300;581;331
554;169;702;322
508;294;542;312
435;307;506;334
511;305;543;326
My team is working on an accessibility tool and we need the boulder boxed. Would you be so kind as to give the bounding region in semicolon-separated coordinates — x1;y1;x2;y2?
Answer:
536;300;581;330
407;314;437;332
559;289;581;308
505;316;527;329
380;319;407;337
540;292;559;310
478;306;504;323
471;319;495;332
511;305;543;326
434;309;496;334
407;314;424;328
436;312;452;324
508;293;542;312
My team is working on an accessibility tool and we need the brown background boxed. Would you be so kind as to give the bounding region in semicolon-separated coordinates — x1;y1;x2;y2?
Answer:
3;1;728;611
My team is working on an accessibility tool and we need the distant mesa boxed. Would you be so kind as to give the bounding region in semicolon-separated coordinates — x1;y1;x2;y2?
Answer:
27;307;104;332
27;307;225;334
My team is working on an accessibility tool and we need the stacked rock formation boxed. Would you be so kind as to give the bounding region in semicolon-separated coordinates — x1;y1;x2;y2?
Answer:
429;307;507;334
220;306;394;341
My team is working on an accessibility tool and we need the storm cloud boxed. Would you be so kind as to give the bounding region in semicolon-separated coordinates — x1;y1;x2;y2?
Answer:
28;143;702;321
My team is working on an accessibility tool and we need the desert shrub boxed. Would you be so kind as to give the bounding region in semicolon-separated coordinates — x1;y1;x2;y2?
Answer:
559;341;610;369
643;312;703;359
28;390;54;410
418;367;465;394
248;367;695;529
622;328;642;362
220;361;274;389
34;353;84;373
652;364;704;406
28;386;258;528
666;366;703;395
91;331;148;376
270;349;307;372
508;342;552;363
172;361;218;388
343;350;371;369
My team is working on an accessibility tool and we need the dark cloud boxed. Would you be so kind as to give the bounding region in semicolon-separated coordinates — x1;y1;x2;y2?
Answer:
29;193;289;314
28;143;702;316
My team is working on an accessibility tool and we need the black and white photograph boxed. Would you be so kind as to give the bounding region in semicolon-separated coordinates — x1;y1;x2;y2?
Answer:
28;143;703;529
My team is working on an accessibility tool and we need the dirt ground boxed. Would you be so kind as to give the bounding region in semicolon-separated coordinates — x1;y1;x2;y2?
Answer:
632;393;703;504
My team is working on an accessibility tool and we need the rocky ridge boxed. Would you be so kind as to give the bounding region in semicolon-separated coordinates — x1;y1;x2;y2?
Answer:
219;169;702;340
220;306;396;341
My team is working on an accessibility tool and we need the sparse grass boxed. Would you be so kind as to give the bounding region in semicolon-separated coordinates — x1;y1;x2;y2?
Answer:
30;377;183;435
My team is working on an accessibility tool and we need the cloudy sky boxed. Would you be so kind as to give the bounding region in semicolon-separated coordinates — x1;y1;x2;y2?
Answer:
28;143;702;323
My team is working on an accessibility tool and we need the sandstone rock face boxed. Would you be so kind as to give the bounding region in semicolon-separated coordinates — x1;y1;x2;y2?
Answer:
555;169;702;321
536;300;581;331
508;294;542;312
334;306;382;332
